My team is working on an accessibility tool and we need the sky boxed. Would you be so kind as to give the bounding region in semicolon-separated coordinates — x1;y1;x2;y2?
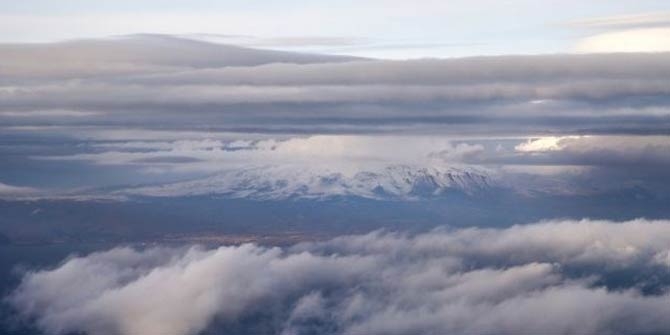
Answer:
3;3;670;335
2;0;670;58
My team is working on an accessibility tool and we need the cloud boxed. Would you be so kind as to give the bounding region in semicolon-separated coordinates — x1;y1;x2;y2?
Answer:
511;135;670;167
574;27;670;53
0;109;101;118
9;218;670;335
118;52;670;87
0;182;37;197
514;136;584;153
568;12;670;29
2;36;670;136
567;12;670;54
0;34;359;81
186;34;369;48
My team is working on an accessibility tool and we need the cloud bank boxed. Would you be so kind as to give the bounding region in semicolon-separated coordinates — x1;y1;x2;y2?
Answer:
9;219;670;335
2;35;670;135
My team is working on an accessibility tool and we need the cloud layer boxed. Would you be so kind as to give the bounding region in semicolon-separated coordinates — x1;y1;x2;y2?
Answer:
2;35;670;136
10;218;670;335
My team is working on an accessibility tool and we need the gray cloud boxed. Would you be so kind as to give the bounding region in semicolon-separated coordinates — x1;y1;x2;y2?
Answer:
2;35;670;136
120;52;670;86
5;81;670;109
9;218;670;335
0;34;359;82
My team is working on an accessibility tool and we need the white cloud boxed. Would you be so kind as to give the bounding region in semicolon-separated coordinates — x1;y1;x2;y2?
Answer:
0;182;37;196
10;218;670;335
574;27;670;53
515;136;583;153
514;135;670;166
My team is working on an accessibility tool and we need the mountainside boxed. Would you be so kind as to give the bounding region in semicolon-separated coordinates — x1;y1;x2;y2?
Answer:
121;165;495;200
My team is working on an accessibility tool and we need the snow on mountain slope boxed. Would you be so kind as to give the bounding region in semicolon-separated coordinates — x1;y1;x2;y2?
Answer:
120;164;494;200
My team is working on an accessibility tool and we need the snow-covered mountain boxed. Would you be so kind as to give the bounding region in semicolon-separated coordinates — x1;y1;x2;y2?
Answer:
120;164;495;200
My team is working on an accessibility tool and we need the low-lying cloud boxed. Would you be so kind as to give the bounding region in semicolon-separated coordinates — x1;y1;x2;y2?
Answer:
9;218;670;335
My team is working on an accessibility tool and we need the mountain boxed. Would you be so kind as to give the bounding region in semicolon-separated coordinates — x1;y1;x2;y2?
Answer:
120;164;494;200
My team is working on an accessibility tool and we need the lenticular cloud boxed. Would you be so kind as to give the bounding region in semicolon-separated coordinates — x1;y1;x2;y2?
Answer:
9;218;670;335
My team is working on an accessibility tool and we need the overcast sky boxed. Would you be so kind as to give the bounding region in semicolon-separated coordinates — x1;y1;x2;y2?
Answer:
2;0;670;58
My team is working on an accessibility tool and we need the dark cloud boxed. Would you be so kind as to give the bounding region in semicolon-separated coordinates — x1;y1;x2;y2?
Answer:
10;219;670;335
